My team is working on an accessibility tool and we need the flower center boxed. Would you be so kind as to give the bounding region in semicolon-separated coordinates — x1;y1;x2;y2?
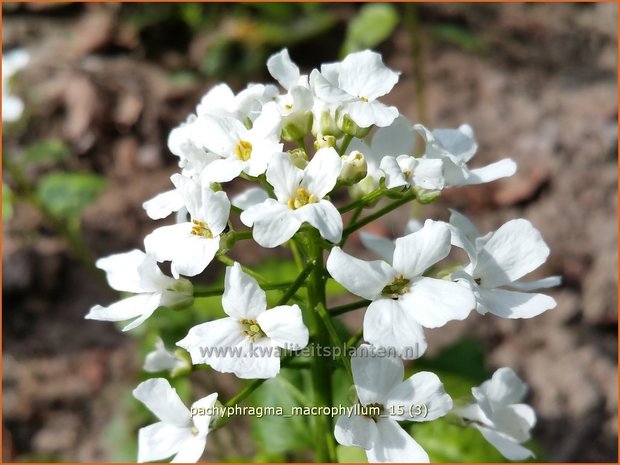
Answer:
240;319;266;341
284;103;293;110
287;188;318;210
191;426;199;436
381;275;410;299
235;140;253;161
191;219;213;238
359;96;369;103
363;402;384;422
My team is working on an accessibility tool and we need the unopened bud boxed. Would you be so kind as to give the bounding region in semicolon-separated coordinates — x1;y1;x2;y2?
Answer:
339;150;368;185
314;134;337;151
315;108;343;137
414;186;441;204
288;148;309;169
281;112;313;142
348;175;379;201
338;113;372;138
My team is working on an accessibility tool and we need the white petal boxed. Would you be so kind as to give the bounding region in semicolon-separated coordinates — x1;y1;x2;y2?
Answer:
222;262;267;319
190;392;219;439
359;232;395;262
177;318;245;366
230;338;281;379
493;404;536;443
508;276;562;290
351;343;404;405
95;249;150;293
197;83;236;116
474;219;550;288
303;147;341;199
401;277;475;328
266;153;304;203
231;187;269;211
456;403;492;426
267;48;300;90
363;299;427;360
448;209;480;241
380;156;408;189
385;371;452;421
3;96;24;122
309;68;351;104
431;126;478;162
171;435;207;463
366;419;429;463
371;115;415;158
257;304;309;350
143;189;185;220
339;50;400;101
465;158;517;185
346;100;399;129
194;114;242;155
474;425;534;461
144;223;220;278
334;414;377;449
133;378;190;426
85;293;161;331
326;247;395;301
392;220;451;278
201;158;245;183
482;367;528;405
144;339;182;373
404;219;422;234
199;189;231;236
294;200;343;243
412;158;444;190
137;422;191;463
478;288;556;319
240;199;301;248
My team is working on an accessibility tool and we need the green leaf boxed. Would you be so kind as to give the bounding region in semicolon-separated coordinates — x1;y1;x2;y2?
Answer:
23;139;70;166
430;24;487;54
250;368;313;454
337;445;368;463
3;183;13;222
412;417;509;462
36;172;106;220
341;4;399;56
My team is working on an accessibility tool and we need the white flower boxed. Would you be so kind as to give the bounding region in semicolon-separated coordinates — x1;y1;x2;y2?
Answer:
133;378;217;463
326;220;475;358
415;124;517;186
144;174;230;278
456;368;536;460
359;219;422;262
177;262;309;379
144;338;188;374
196;82;279;122
195;101;283;182
85;249;193;331
334;344;452;463
240;147;343;247
448;210;560;318
310;50;400;128
3;49;29;122
231;186;269;211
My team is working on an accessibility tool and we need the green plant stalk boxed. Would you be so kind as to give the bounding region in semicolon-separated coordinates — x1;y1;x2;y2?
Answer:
217;255;270;284
338;187;384;213
193;281;304;298
305;228;337;462
338;134;353;155
316;301;352;376
276;259;316;306
329;299;370;316
340;189;417;244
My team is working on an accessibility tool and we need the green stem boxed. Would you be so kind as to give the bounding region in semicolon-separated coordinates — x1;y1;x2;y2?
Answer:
329;299;370;316
194;281;303;298
305;228;337;462
216;255;269;284
338;134;353;155
346;328;364;349
340;190;417;244
317;302;352;376
276;260;316;306
338;187;384;213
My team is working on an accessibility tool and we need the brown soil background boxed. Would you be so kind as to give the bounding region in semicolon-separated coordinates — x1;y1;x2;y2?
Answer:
2;2;618;462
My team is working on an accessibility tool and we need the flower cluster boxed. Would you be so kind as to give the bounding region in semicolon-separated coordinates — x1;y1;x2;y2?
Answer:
87;49;559;463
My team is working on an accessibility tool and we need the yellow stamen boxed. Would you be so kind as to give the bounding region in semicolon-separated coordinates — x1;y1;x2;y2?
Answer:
287;188;318;210
235;140;253;161
191;219;213;238
240;319;266;342
381;275;411;299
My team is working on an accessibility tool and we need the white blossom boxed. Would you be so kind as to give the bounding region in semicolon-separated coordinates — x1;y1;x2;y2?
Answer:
177;262;309;379
240;147;343;247
448;210;560;318
334;344;452;462
456;368;536;460
327;220;475;358
85;249;192;331
310;50;400;128
2;49;29;122
133;378;217;463
144;338;188;374
144;174;230;278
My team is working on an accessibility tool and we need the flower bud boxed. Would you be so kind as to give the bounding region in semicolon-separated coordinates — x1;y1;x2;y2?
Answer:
315;108;343;137
414;186;442;204
339;150;368;186
288;148;309;169
338;112;372;138
165;278;194;310
348;175;378;201
314;134;337;151
281;112;313;142
171;349;193;378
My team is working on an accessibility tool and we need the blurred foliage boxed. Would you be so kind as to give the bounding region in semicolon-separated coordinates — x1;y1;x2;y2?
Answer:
23;138;71;166
3;182;13;222
341;4;399;57
36;172;106;222
430;23;488;54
